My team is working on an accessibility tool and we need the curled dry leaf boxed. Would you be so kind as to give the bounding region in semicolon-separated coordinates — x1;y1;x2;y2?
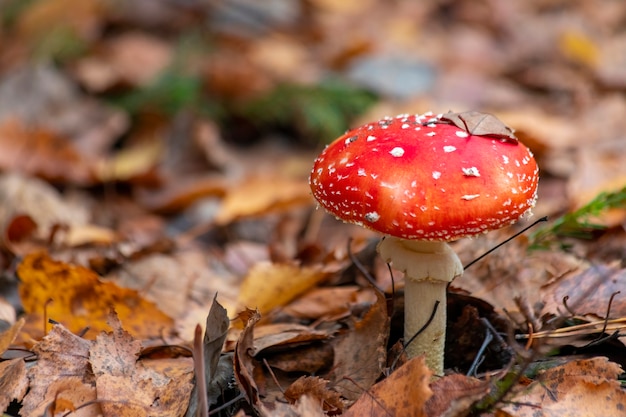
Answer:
233;309;262;410
0;317;24;356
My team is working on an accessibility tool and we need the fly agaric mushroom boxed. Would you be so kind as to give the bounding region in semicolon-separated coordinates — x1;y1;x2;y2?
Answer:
309;111;538;374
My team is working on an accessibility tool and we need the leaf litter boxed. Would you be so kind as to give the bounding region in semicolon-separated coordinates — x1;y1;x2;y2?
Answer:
1;0;626;416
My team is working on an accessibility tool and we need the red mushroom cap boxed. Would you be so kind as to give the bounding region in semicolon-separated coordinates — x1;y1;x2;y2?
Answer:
309;112;539;241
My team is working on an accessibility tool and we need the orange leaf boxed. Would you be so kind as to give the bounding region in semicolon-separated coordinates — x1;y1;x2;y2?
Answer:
17;253;173;341
343;356;432;417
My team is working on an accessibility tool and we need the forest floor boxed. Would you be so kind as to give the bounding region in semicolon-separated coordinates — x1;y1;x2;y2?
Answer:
1;0;626;416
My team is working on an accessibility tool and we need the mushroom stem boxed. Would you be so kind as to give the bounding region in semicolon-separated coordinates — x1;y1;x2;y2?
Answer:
377;237;463;375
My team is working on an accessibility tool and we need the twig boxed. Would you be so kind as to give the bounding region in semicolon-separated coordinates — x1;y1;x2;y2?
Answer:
464;216;548;270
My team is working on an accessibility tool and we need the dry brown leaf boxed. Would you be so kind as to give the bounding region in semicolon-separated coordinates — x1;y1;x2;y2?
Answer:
425;374;491;417
329;288;389;402
21;323;97;417
281;286;363;320
0;173;90;241
284;376;343;414
137;175;228;214
90;314;193;417
499;357;626;417
541;264;626;319
17;253;173;341
0;359;28;413
343;356;432;417
233;309;262;410
237;261;328;316
15;0;104;47
73;32;173;91
0;120;95;185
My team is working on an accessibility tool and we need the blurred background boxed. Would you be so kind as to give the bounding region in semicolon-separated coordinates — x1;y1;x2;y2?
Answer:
0;0;625;337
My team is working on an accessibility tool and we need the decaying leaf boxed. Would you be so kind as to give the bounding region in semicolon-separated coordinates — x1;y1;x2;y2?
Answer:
329;288;389;402
186;295;233;417
233;309;262;410
21;323;97;417
425;374;491;417
90;313;193;417
343;356;432;417
0;120;95;185
499;357;626;417
17;252;173;341
284;376;343;414
0;359;28;414
440;111;518;142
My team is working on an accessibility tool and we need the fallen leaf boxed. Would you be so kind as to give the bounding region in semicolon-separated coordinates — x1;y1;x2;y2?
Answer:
90;313;194;417
73;32;173;91
284;376;343;414
425;373;490;417
237;261;328;316
21;323;97;417
329;288;389;402
0;119;95;185
214;175;313;225
17;252;173;341
0;173;90;241
440;111;517;142
343;356;432;417
233;309;262;410
499;357;626;417
0;359;28;414
0;317;24;356
541;264;626;319
281;286;362;320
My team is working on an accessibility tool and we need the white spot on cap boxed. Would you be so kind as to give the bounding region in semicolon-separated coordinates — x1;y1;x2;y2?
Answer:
432;171;442;179
357;168;366;176
365;212;380;222
427;132;437;137
401;123;410;129
502;155;509;164
367;135;377;142
461;194;480;200
390;147;405;157
455;131;469;138
462;167;480;177
443;146;456;153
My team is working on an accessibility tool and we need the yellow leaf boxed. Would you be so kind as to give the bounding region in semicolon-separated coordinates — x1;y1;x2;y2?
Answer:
237;262;327;316
559;30;599;68
17;253;173;341
215;176;312;225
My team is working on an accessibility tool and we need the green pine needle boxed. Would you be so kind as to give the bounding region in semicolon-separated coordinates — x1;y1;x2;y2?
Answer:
529;186;626;250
